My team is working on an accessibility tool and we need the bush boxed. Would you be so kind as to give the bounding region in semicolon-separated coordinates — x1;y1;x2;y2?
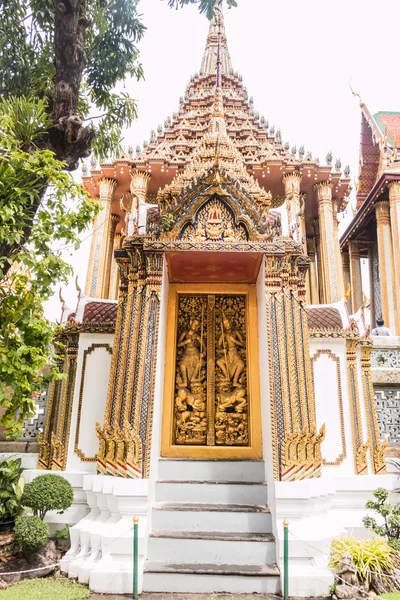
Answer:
14;515;49;551
329;536;395;586
0;457;25;523
22;474;74;520
363;488;400;550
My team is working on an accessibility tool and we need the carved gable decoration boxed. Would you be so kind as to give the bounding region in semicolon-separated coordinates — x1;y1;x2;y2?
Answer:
181;197;248;242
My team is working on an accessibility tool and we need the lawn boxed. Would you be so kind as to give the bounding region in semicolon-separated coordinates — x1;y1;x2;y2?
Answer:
378;595;400;600
0;577;90;599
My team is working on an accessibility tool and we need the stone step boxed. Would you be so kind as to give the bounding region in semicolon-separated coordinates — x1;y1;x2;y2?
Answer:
147;530;276;564
158;458;266;482
143;561;280;594
152;502;272;533
155;480;268;505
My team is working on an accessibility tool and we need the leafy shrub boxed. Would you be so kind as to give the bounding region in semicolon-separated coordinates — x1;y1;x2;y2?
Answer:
329;536;395;586
363;488;400;550
22;474;74;520
0;457;25;523
54;524;70;540
14;515;49;551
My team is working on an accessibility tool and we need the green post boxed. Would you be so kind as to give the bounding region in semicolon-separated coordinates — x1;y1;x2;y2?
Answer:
133;516;139;599
283;519;289;600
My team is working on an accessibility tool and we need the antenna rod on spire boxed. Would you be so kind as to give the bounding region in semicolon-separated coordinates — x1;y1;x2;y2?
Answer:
216;10;222;89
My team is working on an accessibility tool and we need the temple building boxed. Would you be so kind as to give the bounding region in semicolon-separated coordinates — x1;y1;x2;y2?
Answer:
9;6;396;597
340;103;400;459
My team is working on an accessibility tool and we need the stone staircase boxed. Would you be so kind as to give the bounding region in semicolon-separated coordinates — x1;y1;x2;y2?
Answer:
143;459;280;594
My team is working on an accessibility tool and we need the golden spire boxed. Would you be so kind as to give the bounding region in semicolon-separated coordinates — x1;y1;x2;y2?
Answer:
200;1;232;76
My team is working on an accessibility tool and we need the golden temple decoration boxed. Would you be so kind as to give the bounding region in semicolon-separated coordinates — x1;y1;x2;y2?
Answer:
173;293;249;447
264;243;323;481
345;338;368;475
376;196;399;334
84;178;117;299
359;341;387;474
97;238;164;478
38;333;79;471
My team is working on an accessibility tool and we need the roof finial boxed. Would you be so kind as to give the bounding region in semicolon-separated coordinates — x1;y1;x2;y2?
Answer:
211;9;224;120
349;77;364;108
199;0;232;77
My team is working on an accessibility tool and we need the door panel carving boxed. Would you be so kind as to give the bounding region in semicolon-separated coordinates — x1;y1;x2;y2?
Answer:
173;293;249;447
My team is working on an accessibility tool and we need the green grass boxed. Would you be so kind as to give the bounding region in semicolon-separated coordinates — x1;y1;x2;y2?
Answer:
378;595;400;600
0;577;91;600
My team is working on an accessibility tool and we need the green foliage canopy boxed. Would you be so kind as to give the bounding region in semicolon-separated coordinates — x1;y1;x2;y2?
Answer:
0;457;25;522
0;0;238;437
14;515;50;551
363;488;400;550
22;473;74;520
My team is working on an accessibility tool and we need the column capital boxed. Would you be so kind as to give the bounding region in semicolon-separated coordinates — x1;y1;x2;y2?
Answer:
130;171;151;200
348;240;361;255
313;181;333;201
388;180;400;200
282;171;302;191
99;178;117;201
375;200;390;224
111;213;120;226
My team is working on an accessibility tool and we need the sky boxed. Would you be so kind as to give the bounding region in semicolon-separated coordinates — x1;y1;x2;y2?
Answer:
44;0;400;321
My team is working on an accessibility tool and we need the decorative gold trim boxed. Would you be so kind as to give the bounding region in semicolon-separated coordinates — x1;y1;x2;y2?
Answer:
359;341;387;474
74;343;113;462
346;338;368;475
311;349;346;466
161;283;262;459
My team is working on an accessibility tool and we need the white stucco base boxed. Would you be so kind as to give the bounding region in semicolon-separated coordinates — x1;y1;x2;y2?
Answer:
60;474;149;595
274;473;394;597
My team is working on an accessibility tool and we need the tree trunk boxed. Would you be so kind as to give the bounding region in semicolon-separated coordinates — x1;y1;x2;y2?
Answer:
47;0;94;170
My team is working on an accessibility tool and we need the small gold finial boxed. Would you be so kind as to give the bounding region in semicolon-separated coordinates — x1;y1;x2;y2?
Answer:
133;515;139;524
283;519;289;527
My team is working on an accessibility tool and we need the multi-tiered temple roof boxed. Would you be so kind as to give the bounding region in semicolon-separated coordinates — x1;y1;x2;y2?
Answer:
82;8;351;237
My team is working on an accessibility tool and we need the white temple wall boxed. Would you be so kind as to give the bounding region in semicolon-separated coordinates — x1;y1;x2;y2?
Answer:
310;338;355;478
66;333;114;472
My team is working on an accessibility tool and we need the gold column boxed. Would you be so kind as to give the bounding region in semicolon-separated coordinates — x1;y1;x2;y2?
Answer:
97;240;164;479
359;341;387;474
367;246;375;328
314;182;343;304
313;218;325;303
103;215;120;299
282;172;303;243
109;233;122;301
375;201;397;333
38;341;65;470
306;237;319;304
348;241;363;314
342;250;351;313
265;244;324;482
346;338;368;475
332;199;344;300
129;171;151;235
388;181;400;332
84;179;117;298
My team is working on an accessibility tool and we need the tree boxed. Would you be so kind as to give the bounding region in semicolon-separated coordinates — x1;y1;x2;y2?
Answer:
0;0;238;437
167;0;237;20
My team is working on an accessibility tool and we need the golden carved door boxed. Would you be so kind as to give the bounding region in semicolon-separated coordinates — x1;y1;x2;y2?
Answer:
162;284;262;458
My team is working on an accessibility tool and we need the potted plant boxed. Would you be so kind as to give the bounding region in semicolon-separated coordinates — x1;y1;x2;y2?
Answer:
0;457;25;531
